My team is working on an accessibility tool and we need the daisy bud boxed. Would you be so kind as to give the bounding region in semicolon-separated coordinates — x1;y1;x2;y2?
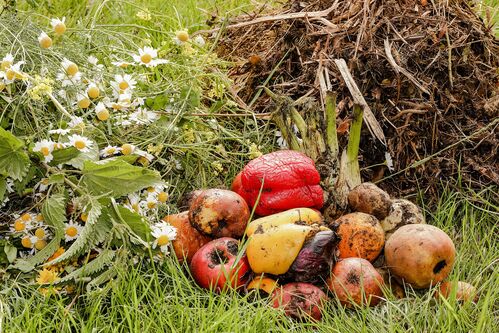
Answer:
51;17;67;35
38;32;52;49
87;83;100;99
95;102;109;121
176;31;189;42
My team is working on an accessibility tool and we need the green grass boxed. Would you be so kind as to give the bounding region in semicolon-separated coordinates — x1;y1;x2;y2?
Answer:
0;0;498;332
1;186;497;332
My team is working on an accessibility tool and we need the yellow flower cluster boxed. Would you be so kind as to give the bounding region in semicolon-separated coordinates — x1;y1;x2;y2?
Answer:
27;75;54;101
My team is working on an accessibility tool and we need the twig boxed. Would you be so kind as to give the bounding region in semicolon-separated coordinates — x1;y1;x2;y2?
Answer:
333;58;386;145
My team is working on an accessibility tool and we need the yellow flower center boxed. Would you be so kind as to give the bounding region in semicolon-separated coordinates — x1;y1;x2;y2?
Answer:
157;235;170;246
1;60;11;70
158;192;168;203
54;23;66;35
106;147;116;155
35;228;46;239
147;187;155;193
21;213;32;222
21;237;33;248
6;69;15;80
96;109;110;121
121;144;133;155
80;213;88;222
78;97;91;109
176;31;189;42
87;86;100;99
35;214;44;222
118;81;129;90
131;203;139;212
65;226;78;237
140;53;152;64
14;219;25;231
74;140;86;150
39;36;52;49
147;201;156;209
112;103;123;111
35;239;47;250
66;63;78;76
40;146;50;156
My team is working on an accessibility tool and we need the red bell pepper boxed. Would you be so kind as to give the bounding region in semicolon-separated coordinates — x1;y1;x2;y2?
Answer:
232;150;324;216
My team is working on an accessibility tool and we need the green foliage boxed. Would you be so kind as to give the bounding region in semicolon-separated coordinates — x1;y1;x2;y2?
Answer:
49;147;80;166
58;249;115;284
0;128;30;181
81;160;161;197
109;204;151;242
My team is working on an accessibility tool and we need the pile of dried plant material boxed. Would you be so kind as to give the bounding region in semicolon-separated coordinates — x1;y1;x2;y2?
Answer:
212;0;499;202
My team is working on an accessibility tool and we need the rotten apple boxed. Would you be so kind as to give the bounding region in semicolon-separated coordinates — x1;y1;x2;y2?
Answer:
272;282;328;321
189;237;250;292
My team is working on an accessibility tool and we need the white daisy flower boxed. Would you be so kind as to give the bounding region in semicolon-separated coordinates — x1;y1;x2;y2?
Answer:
100;145;121;157
48;128;71;135
87;56;104;70
193;35;206;47
33;139;55;163
143;193;159;211
86;82;100;99
61;58;79;76
34;226;49;240
110;74;136;95
173;31;189;45
34;178;50;193
111;60;134;68
151;222;177;255
38;31;52;49
76;92;91;109
67;134;93;153
3;61;26;83
124;193;142;214
95;102;109;121
106;93;132;111
132;47;169;67
57;58;81;86
144;184;169;203
136;149;155;162
131;97;145;107
121;143;136;155
129;108;159;125
64;220;83;242
21;234;39;249
68;116;84;128
1;53;14;70
51;17;66;35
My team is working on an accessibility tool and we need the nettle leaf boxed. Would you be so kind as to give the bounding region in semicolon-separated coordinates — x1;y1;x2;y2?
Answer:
49;147;80;166
49;201;112;265
0;128;30;181
81;159;161;197
67;144;99;170
57;249;115;284
11;194;66;272
110;205;151;242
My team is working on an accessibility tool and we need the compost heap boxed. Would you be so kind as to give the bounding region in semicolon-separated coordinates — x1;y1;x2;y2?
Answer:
215;0;499;200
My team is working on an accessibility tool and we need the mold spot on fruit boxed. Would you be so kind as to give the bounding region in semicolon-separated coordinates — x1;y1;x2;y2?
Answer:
227;241;238;256
209;248;228;267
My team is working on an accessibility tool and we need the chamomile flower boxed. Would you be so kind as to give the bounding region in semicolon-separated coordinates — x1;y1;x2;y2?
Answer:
38;31;52;49
95;102;109;121
51;17;66;35
21;234;38;249
144;194;159;210
151;222;177;255
132;47;169;67
64;220;83;242
136;149;155;162
33;139;55;163
57;58;81;86
86;82;100;99
10;216;32;233
68;116;85;129
111;60;134;68
100;145;121;157
145;184;169;203
121;143;136;155
129;108;159;125
76;92;91;109
174;31;190;44
87;55;104;70
193;35;206;47
124;193;142;214
106;93;132;111
67;134;93;153
3;61;26;83
1;53;14;70
48;128;71;135
61;58;79;76
34;178;50;193
110;74;136;95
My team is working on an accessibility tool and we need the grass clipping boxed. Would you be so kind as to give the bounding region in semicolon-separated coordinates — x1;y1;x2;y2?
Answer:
214;0;499;200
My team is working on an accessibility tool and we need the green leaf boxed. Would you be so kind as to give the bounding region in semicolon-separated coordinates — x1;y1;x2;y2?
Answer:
110;205;151;241
11;194;66;272
0;128;30;181
57;249;115;283
49;147;80;166
0;177;6;202
48;173;65;184
49;202;112;265
67;144;99;170
4;243;17;263
81;159;161;197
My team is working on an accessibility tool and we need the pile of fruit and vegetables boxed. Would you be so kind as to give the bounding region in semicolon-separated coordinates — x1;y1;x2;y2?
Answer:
169;150;476;320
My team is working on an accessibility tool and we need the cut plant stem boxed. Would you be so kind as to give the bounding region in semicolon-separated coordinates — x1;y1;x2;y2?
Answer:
346;103;363;185
325;92;339;158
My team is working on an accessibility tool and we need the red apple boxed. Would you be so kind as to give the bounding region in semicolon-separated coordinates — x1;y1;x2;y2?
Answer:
190;237;250;292
272;282;328;321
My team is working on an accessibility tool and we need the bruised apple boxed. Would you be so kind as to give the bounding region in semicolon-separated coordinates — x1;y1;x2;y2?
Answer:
327;258;384;307
189;189;250;238
385;224;456;288
272;282;328;321
163;211;212;263
348;183;392;220
435;281;478;302
190;237;250;292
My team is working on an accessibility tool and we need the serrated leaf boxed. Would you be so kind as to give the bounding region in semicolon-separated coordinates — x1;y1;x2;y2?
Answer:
81;159;161;197
110;205;151;241
4;244;17;263
49;202;112;265
57;249;115;284
0;128;30;181
49;147;80;166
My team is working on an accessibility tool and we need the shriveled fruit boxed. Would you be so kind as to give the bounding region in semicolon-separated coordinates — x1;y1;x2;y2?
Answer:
381;199;425;239
163;211;212;263
272;282;328;321
348;183;392;219
327;258;384;307
385;224;455;288
435;281;478;302
189;189;250;238
332;212;385;262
